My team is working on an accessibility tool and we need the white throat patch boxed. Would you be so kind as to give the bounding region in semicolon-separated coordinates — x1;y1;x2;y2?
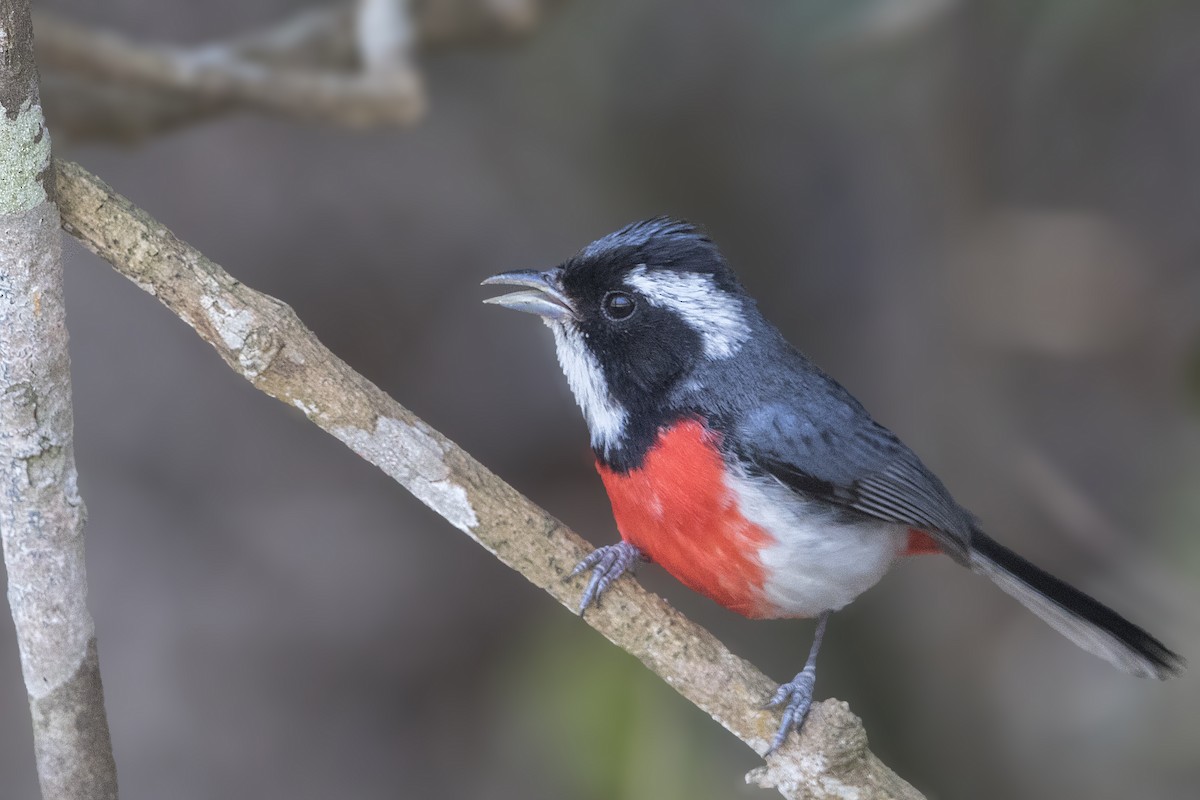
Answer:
625;266;750;358
548;320;627;455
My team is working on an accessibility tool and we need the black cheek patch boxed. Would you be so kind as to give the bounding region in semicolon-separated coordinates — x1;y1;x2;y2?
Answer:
601;307;702;401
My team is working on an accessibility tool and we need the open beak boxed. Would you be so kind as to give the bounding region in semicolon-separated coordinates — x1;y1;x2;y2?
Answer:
481;268;575;321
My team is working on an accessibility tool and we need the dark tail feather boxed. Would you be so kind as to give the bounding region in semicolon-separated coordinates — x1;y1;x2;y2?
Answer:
968;530;1183;679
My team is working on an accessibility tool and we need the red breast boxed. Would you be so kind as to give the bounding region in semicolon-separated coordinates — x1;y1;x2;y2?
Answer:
596;419;940;619
596;418;775;616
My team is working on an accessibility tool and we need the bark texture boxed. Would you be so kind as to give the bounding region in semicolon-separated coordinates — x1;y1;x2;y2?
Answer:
55;158;926;800
0;3;118;797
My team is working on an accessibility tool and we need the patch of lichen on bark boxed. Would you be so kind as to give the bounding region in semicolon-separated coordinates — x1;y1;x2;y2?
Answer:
0;98;52;213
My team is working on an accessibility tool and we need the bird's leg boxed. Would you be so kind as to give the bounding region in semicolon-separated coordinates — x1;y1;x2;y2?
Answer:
568;540;643;614
764;610;831;754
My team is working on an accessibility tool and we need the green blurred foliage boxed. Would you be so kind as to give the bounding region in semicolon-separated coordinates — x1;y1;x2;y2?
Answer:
1186;342;1200;413
490;613;742;800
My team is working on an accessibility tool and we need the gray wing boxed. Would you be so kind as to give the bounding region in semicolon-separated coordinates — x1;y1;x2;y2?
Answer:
734;399;975;563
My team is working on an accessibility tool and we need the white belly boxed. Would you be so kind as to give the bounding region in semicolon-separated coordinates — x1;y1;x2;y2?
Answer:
726;469;908;618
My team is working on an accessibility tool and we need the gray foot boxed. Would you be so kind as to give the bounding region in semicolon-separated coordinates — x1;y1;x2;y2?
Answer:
569;541;641;614
763;667;816;753
763;610;829;754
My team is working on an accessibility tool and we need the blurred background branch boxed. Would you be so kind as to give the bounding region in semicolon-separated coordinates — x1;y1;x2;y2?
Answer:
34;0;561;142
35;9;425;130
53;158;926;800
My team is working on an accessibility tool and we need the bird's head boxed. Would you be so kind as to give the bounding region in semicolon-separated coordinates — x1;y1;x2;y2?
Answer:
484;218;755;460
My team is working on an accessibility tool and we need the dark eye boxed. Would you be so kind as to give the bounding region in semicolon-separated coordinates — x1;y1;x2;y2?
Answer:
602;291;636;321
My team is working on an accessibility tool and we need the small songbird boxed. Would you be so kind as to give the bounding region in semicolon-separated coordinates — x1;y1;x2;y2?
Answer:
482;218;1182;752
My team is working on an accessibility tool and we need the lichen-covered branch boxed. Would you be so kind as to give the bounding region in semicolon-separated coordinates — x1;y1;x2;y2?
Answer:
0;5;119;798
34;0;561;142
54;158;926;800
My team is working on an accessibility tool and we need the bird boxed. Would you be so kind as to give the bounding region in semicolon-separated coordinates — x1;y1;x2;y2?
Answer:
481;217;1183;753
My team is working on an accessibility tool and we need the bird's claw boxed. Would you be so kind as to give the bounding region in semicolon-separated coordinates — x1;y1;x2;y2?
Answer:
763;667;816;754
569;541;641;614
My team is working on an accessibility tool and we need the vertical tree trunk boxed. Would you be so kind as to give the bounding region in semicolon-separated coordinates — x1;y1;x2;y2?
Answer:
0;2;119;798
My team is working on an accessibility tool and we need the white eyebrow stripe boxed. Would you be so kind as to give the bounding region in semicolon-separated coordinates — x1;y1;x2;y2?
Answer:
625;266;750;359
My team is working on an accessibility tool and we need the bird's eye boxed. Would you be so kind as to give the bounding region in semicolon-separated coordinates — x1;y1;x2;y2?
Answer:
602;291;636;321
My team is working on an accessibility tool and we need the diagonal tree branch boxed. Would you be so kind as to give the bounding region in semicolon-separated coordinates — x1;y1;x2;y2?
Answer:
0;4;119;798
53;158;926;800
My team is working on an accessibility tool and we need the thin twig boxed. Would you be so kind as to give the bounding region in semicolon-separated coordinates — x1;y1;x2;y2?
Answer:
0;4;119;796
53;158;926;800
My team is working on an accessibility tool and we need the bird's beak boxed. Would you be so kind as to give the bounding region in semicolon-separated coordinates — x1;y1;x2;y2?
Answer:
481;268;575;321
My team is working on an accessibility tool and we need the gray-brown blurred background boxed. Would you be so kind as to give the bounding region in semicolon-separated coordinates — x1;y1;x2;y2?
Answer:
4;0;1200;797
